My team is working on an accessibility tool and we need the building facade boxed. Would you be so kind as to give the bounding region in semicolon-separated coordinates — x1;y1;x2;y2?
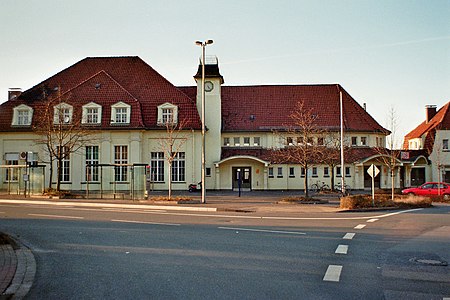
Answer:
0;56;399;197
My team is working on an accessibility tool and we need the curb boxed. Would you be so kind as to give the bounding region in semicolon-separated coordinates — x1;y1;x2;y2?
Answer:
0;199;217;212
3;236;36;299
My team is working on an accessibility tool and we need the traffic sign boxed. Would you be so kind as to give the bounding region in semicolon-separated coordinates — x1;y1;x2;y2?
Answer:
367;164;380;178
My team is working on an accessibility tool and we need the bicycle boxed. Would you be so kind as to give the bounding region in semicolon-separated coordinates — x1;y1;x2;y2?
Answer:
309;181;330;193
334;182;351;195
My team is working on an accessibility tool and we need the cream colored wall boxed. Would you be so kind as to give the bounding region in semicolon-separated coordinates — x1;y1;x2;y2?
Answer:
429;130;450;182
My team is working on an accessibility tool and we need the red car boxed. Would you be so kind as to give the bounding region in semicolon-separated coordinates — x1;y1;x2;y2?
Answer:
402;182;450;199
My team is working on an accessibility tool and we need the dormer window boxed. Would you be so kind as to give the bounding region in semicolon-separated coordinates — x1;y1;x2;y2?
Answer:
111;102;131;124
157;103;178;125
12;104;33;126
53;103;73;125
82;102;102;125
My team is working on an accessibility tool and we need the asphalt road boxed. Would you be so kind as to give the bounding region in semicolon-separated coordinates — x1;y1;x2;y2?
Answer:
1;202;449;299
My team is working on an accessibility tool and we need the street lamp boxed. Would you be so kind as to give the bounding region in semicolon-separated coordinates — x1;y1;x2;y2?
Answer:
195;39;213;204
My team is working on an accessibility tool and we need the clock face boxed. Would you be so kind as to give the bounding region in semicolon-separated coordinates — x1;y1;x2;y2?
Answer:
205;81;214;92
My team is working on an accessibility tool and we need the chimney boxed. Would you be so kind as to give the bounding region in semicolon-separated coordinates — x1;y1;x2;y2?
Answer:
8;88;22;101
425;105;437;123
363;103;366;111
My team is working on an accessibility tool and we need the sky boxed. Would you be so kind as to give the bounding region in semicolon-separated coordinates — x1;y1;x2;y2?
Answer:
1;0;449;145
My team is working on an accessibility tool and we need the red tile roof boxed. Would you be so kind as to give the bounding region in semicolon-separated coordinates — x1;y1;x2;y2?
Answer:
0;57;202;131
180;84;388;133
403;101;450;150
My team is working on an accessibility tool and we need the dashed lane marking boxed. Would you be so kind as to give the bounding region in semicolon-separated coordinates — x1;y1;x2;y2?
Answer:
367;218;379;223
28;213;84;219
111;219;180;226
323;265;343;282
343;233;355;240
335;245;348;254
354;224;366;229
218;227;306;235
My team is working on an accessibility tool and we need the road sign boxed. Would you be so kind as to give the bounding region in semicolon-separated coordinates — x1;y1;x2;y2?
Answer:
367;164;380;178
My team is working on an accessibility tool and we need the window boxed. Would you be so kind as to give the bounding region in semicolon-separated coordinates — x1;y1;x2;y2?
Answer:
345;167;351;177
324;166;329;177
243;137;250;146
111;102;131;124
351;137;357;146
82;102;102;125
12;104;33;126
297;137;304;145
4;154;19;182
114;146;128;182
54;103;73;124
307;137;313;145
151;152;164;182
58;146;70;182
206;167;211;177
443;139;449;150
268;167;274;178
234;137;240;146
172;152;185;182
277;167;283;178
336;166;342;177
289;167;295;178
253;137;260;146
301;167;305;177
157;103;178;125
85;146;99;182
317;137;324;146
312;167;318;177
361;137;367;146
286;137;294;146
223;137;230;146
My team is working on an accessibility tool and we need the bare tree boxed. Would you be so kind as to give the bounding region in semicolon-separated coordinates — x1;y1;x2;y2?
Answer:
375;106;400;200
156;118;189;199
321;134;345;191
271;100;324;198
33;88;95;192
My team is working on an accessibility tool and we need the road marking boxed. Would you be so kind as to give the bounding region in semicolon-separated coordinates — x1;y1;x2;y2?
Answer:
335;245;348;254
28;213;84;219
367;218;378;223
343;233;355;240
218;227;306;235
111;219;180;226
354;224;366;229
323;265;343;282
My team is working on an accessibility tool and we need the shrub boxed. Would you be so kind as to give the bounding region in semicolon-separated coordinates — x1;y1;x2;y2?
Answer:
340;194;432;210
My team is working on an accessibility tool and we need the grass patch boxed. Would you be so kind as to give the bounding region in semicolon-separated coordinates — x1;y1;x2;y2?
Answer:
150;196;193;202
278;196;328;204
340;194;432;210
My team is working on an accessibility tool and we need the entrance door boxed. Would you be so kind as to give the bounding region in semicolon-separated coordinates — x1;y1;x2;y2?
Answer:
364;165;381;189
411;167;425;186
232;167;251;191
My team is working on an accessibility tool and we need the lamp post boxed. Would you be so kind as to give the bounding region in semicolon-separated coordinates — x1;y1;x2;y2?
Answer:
195;39;213;204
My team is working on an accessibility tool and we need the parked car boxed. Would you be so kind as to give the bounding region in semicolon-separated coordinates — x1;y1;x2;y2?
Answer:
402;182;450;199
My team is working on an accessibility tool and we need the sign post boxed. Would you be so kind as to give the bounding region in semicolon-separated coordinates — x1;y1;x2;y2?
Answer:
367;164;380;206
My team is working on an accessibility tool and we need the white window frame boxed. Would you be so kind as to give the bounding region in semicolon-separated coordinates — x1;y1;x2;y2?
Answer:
12;104;33;126
171;152;186;182
253;137;260;146
157;102;178;125
82;102;102;125
57;146;70;182
150;152;165;182
114;145;128;182
53;103;73;125
111;101;131;124
85;146;99;182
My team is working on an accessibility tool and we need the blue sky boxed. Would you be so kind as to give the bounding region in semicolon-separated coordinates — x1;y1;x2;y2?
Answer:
1;0;449;143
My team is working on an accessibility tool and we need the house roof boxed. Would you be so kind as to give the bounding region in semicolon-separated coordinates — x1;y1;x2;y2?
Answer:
0;56;202;131
179;84;389;134
403;101;450;150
